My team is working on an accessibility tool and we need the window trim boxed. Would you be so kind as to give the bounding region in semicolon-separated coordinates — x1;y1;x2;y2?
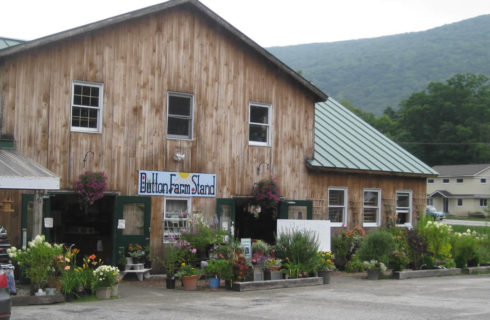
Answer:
328;187;348;227
363;188;381;227
166;91;194;140
248;102;272;147
162;197;191;243
396;190;412;227
70;80;104;133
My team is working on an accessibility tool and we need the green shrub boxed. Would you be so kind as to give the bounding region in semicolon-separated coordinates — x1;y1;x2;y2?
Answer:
356;229;394;266
276;230;319;274
406;229;430;269
331;226;365;270
344;254;365;273
452;230;482;268
419;220;453;265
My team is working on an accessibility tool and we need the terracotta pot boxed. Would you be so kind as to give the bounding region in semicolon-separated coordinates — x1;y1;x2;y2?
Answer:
182;274;199;291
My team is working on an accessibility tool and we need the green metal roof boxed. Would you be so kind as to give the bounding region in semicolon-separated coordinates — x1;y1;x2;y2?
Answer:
308;98;437;176
0;37;24;50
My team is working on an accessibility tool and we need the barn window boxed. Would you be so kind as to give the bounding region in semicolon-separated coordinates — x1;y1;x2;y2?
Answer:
71;81;103;133
396;191;412;226
249;102;272;146
163;198;190;243
363;189;381;227
328;187;347;226
167;92;194;140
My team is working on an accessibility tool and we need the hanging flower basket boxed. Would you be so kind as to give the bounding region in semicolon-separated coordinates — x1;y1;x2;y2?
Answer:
253;178;280;209
74;171;108;205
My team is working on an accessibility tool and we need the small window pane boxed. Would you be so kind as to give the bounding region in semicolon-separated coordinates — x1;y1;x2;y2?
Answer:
82;86;91;95
363;208;378;223
122;203;145;236
249;124;268;142
168;117;190;136
168;96;191;116
364;191;378;206
74;85;82;95
397;193;409;207
328;207;344;222
329;190;344;206
250;106;269;124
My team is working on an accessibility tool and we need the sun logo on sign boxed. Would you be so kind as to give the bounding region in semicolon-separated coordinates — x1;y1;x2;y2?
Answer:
173;172;195;194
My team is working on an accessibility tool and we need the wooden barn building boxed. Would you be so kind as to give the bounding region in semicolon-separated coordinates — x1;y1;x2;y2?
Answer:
0;0;435;266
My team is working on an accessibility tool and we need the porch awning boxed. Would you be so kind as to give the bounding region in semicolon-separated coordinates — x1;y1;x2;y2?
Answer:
0;149;60;190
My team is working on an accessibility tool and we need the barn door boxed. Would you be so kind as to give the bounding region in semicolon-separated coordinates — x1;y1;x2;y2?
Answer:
113;196;151;265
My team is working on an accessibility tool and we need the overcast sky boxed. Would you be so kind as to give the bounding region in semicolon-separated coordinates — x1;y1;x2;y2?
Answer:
1;0;490;47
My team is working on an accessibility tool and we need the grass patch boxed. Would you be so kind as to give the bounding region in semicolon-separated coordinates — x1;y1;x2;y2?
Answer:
446;215;490;222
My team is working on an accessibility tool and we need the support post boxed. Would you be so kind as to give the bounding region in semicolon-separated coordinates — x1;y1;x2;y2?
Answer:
32;190;43;239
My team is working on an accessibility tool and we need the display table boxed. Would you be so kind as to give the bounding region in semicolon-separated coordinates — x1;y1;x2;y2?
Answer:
120;263;151;281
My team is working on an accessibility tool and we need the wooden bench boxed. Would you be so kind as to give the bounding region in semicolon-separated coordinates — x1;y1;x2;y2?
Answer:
120;263;151;281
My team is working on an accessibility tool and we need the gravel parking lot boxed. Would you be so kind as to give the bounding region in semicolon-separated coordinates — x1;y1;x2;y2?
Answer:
11;273;490;320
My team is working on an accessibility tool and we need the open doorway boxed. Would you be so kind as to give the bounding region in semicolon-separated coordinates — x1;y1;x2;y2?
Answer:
234;198;277;244
49;193;115;264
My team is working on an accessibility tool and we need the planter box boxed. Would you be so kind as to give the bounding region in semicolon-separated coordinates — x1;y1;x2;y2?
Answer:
466;266;490;275
232;277;323;292
264;270;282;281
393;268;462;280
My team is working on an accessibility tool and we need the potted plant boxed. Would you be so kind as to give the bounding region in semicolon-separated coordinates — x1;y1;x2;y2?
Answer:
316;251;336;284
128;243;146;264
73;171;107;214
92;265;120;299
176;263;201;291
155;243;181;289
363;260;387;280
253;178;281;210
264;258;282;280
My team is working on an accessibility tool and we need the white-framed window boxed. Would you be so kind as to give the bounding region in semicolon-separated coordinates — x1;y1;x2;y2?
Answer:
71;81;103;133
166;92;194;140
456;178;464;183
481;178;487;184
396;191;412;226
163;198;191;243
442;179;450;184
249;102;272;146
457;199;463;206
328;187;348;226
427;198;434;206
363;189;381;227
480;199;488;207
427;179;434;184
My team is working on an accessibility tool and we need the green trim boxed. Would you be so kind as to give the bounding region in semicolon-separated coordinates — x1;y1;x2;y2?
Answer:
279;200;313;220
0;138;15;150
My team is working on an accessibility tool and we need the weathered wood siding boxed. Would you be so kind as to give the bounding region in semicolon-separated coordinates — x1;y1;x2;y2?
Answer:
0;6;316;247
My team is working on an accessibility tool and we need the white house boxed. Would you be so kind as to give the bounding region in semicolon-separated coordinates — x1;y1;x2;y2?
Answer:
427;164;490;217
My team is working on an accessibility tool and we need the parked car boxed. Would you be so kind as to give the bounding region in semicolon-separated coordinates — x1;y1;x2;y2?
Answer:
0;272;10;320
426;206;446;220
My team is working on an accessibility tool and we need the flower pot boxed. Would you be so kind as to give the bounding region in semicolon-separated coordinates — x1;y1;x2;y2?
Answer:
182;274;199;291
253;268;264;281
318;270;332;284
367;269;380;280
45;287;57;295
264;270;282;281
166;278;176;289
95;286;112;299
126;257;134;265
111;284;119;297
208;277;220;289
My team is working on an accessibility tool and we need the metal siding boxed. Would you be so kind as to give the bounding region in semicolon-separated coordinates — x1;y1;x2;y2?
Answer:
311;98;437;175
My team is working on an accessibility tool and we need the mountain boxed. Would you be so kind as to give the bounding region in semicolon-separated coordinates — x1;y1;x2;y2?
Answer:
268;15;490;115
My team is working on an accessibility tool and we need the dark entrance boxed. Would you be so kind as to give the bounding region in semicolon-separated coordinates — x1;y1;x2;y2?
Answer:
234;198;277;244
49;193;115;264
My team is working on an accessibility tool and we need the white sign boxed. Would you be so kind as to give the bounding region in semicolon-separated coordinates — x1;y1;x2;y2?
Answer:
277;219;331;251
138;171;216;197
117;219;126;229
44;217;53;228
241;238;252;261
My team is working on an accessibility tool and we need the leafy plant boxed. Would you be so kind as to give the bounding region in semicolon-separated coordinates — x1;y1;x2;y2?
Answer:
363;260;387;272
253;178;281;209
74;171;107;205
204;259;232;279
92;265;119;289
451;229;482;268
316;251;336;271
331;226;365;270
181;212;226;255
7;235;63;291
406;229;429;270
344;254;365;273
419;220;453;266
356;229;394;266
276;230;320;274
176;262;201;279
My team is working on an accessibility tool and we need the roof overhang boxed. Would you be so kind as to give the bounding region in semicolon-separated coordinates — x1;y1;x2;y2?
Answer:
305;161;437;178
0;0;327;103
0;150;60;190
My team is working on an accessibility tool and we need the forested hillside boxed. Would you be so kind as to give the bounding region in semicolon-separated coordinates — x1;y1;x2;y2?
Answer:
268;15;490;115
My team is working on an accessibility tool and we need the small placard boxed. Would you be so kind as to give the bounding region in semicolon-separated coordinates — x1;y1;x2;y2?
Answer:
117;219;126;229
221;221;229;231
241;238;252;261
44;217;53;228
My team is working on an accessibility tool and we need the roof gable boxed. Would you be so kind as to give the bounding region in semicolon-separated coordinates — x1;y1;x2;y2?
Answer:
0;0;326;102
308;98;437;177
431;164;490;177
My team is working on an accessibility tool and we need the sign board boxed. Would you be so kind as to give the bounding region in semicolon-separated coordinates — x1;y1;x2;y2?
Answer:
117;219;126;229
138;170;216;197
277;219;331;251
240;238;252;261
44;217;53;229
